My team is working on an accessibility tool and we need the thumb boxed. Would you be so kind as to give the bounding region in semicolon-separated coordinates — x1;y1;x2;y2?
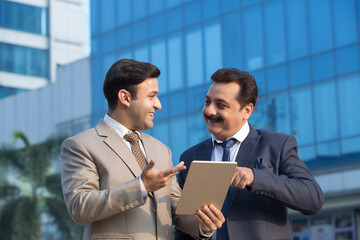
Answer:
143;159;155;172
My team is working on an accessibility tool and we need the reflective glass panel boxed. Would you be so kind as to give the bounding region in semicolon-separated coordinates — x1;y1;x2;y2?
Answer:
341;137;360;165
336;45;360;76
204;21;222;81
168;33;184;91
186;27;204;87
289;59;311;87
150;14;165;38
203;0;220;20
91;0;99;35
151;38;167;93
134;44;149;62
286;0;308;60
152;121;169;146
133;20;148;43
2;1;47;35
317;141;341;169
91;57;104;115
222;0;241;13
91;36;100;56
187;85;209;113
243;0;261;6
170;117;188;163
166;0;182;8
118;49;132;60
169;92;186;117
312;52;335;81
313;80;339;142
243;5;264;71
290;87;315;145
100;0;115;32
223;11;243;69
155;95;168;120
309;0;333;54
185;1;201;26
166;7;183;32
117;26;132;50
150;0;165;15
116;0;131;26
333;0;358;47
101;31;117;54
133;0;147;20
0;43;48;78
250;97;267;129
298;145;316;170
264;0;286;66
338;74;360;137
188;113;209;147
252;70;266;96
267;65;287;93
267;93;291;134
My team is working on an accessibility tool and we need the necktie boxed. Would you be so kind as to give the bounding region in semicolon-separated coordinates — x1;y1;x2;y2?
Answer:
123;132;147;170
216;138;237;240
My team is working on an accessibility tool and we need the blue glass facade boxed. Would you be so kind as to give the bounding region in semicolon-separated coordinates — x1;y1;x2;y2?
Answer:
0;42;49;78
91;0;360;174
0;0;48;35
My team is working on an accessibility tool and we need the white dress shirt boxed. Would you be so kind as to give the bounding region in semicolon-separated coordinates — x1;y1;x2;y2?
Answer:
211;121;250;162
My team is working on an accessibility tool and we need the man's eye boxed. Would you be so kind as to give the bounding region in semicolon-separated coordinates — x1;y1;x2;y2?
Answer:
217;103;225;109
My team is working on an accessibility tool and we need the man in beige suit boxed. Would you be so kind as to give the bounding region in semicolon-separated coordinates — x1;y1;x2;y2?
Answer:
61;59;224;240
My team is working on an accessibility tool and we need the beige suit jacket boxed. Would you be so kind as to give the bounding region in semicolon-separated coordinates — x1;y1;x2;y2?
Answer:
61;120;200;240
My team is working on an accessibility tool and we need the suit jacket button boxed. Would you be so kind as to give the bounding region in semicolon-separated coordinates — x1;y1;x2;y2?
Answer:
130;203;134;208
125;205;130;210
134;200;139;206
153;208;156;213
121;207;126;211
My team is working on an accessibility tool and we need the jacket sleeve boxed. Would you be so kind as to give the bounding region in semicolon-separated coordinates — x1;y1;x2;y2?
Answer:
250;135;324;214
61;137;146;224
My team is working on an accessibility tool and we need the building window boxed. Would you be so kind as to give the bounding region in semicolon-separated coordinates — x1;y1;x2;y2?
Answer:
0;0;48;36
0;42;48;78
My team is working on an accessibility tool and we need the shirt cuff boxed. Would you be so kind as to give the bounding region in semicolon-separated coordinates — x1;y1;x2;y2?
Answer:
199;224;214;238
139;176;148;198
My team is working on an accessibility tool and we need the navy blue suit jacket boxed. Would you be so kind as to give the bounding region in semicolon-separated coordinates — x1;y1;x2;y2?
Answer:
175;125;324;240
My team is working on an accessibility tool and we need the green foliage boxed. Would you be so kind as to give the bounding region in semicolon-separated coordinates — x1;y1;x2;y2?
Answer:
0;131;82;240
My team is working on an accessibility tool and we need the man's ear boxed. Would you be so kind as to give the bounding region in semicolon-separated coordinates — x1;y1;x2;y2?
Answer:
243;103;254;120
118;89;131;107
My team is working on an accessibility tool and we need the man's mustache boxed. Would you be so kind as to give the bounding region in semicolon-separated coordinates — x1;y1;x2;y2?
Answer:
204;114;223;122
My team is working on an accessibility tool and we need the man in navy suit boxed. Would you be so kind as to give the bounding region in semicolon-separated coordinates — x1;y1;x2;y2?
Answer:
175;68;324;240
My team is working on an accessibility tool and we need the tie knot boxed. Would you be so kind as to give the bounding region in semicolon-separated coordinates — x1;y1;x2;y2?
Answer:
220;138;237;149
123;132;140;144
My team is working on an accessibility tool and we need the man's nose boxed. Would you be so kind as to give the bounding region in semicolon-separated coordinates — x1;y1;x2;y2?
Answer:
154;97;162;110
205;104;216;116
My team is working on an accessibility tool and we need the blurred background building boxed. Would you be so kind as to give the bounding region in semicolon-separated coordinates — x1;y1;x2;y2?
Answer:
1;0;360;239
0;0;90;98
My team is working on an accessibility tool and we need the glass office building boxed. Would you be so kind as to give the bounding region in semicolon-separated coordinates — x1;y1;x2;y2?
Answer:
0;0;48;98
90;0;360;239
0;0;89;99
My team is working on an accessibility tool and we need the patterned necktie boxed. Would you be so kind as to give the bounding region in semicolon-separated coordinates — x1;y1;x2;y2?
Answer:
215;138;237;240
123;132;147;170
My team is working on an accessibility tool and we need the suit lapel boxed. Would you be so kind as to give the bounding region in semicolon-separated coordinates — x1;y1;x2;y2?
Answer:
196;139;213;161
96;120;142;178
228;125;262;207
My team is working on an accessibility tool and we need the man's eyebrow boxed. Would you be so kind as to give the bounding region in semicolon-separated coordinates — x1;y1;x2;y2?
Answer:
214;98;230;106
148;90;159;95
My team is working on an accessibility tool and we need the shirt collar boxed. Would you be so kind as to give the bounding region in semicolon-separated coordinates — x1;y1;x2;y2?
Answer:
103;113;141;139
211;121;250;147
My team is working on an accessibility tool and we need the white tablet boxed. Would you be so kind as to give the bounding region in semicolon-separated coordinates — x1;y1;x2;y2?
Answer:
175;160;237;215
